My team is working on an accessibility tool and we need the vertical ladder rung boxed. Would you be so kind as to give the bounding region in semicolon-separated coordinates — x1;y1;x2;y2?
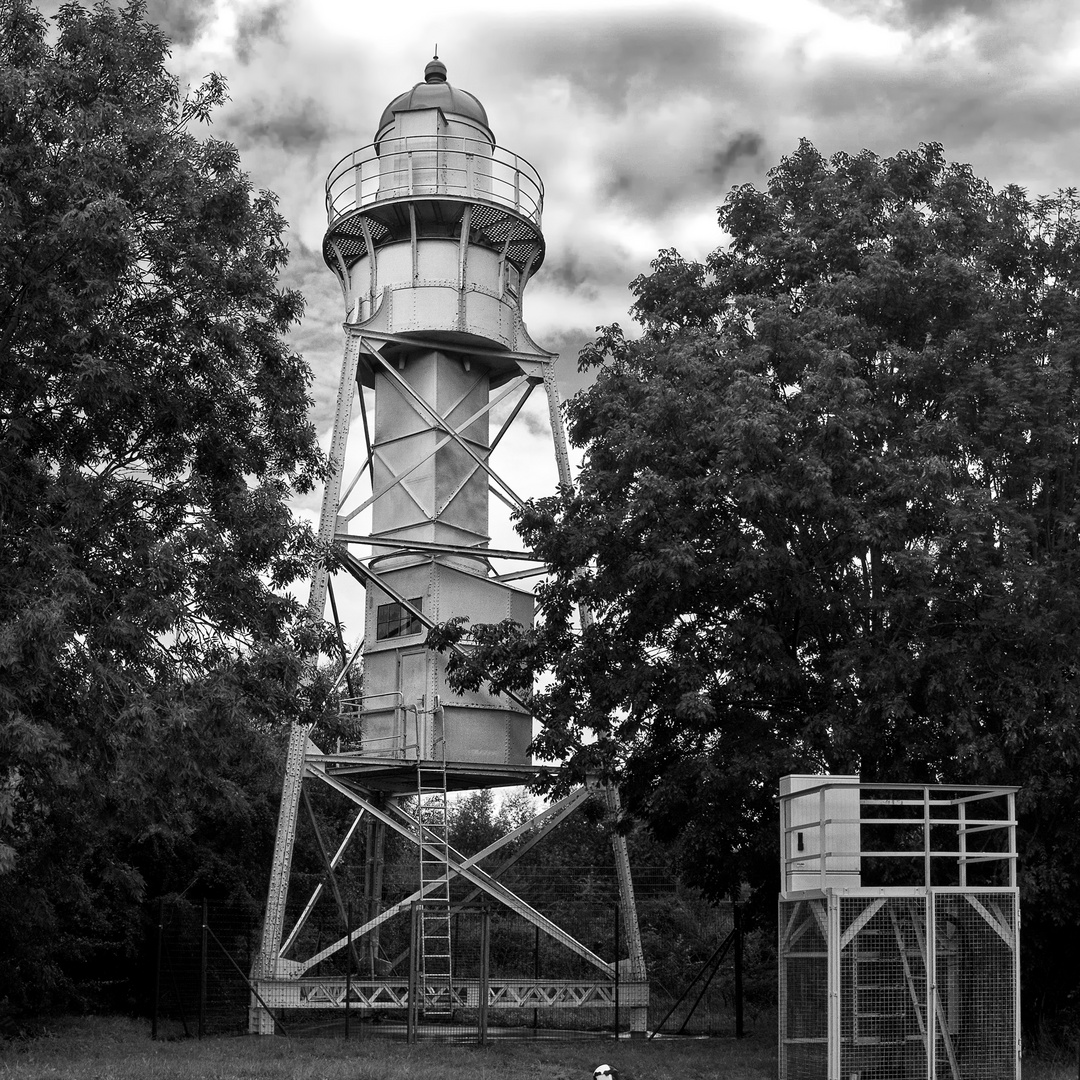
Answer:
417;757;452;1015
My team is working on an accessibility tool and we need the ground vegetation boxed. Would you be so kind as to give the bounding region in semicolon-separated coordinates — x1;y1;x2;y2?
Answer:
0;0;330;1010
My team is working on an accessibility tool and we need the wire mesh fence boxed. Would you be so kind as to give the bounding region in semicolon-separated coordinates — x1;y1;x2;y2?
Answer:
839;895;929;1080
934;890;1017;1080
151;890;759;1042
778;897;828;1080
152;899;261;1039
779;890;1019;1080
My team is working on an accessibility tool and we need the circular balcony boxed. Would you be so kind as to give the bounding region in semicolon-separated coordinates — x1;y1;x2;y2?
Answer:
325;135;544;232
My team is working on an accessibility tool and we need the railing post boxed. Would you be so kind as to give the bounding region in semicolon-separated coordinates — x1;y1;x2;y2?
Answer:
819;787;827;891
923;787;931;887
1007;790;1017;888
958;800;967;887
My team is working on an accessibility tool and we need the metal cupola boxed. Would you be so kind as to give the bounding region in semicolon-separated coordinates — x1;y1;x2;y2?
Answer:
322;58;546;355
376;57;491;142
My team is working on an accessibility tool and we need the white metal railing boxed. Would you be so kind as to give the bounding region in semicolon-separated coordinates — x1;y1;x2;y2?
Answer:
325;135;544;231
780;781;1018;891
335;692;408;757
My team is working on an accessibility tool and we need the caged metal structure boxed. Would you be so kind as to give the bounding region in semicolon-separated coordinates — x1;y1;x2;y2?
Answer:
249;58;648;1036
778;776;1019;1080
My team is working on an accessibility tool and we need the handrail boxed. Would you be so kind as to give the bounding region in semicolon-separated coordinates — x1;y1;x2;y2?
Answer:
780;781;1019;890
782;780;1019;798
325;135;544;232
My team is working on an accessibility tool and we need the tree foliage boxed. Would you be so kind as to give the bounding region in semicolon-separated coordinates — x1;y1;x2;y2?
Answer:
430;140;1080;1028
0;0;329;1009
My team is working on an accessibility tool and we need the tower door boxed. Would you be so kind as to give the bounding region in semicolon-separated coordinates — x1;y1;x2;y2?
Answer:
399;648;430;759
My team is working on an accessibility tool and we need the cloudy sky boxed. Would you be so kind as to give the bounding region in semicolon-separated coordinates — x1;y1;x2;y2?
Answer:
128;0;1080;537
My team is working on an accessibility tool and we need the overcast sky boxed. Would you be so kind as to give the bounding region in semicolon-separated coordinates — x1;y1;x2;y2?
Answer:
124;0;1080;540
148;0;1080;402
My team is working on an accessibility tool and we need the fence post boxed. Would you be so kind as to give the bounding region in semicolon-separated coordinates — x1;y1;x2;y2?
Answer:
734;903;744;1038
533;923;540;1032
479;906;490;1046
407;902;418;1044
152;899;163;1040
613;902;620;1040
199;900;207;1040
344;900;351;1040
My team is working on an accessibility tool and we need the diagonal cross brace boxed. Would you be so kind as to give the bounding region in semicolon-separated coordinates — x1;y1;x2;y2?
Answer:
345;373;530;523
840;897;886;950
362;336;526;508
963;893;1015;951
280;807;366;958
298;768;611;977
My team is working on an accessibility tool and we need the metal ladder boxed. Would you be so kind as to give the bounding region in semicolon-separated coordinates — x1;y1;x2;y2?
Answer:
852;929;907;1046
416;756;453;1017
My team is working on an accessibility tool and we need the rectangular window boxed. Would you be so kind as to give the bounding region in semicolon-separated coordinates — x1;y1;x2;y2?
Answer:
376;598;423;641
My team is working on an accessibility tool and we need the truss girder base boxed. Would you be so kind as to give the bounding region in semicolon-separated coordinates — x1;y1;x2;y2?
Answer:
252;976;649;1013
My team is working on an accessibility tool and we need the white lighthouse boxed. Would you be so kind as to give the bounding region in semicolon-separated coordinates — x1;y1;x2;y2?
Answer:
252;59;648;1038
326;56;542;767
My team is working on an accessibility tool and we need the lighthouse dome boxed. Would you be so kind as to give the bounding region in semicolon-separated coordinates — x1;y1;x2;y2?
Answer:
377;58;490;134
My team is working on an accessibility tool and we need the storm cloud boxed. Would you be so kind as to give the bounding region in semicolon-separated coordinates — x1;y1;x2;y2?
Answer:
144;0;215;47
231;98;334;153
234;1;286;64
476;10;758;118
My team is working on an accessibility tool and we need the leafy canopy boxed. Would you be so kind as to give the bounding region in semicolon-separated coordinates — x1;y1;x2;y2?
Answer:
0;0;328;1008
431;141;1080;965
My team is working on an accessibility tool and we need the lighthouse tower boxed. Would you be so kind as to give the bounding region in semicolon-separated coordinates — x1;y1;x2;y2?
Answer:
251;60;648;1037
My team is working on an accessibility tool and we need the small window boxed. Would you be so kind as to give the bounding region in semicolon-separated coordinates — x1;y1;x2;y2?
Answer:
376;598;423;641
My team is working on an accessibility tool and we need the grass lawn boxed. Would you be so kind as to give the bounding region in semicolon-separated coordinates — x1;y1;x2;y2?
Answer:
0;1016;771;1080
1;1016;1076;1080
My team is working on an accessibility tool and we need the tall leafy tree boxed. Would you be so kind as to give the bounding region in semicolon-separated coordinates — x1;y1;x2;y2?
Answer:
431;141;1080;1031
0;0;328;1008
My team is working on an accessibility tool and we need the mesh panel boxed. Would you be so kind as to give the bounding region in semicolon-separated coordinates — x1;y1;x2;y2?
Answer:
780;899;828;1080
934;891;1017;1080
469;204;503;228
840;896;928;1080
781;891;1018;1080
506;242;535;265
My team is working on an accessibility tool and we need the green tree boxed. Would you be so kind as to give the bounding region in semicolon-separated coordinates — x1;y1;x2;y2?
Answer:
0;0;328;1009
449;789;500;853
431;140;1080;1032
